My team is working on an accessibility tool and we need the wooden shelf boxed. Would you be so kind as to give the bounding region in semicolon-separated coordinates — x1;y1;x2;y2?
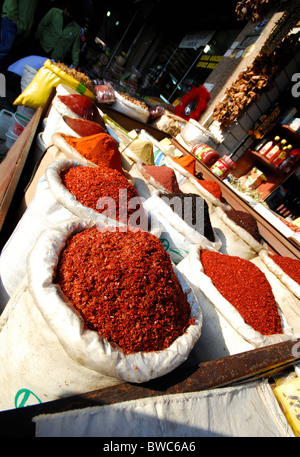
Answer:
249;150;287;176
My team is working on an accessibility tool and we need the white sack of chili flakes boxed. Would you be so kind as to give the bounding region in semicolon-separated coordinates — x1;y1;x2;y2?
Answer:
184;245;293;349
177;256;255;361
45;159;162;239
0;175;75;309
26;218;203;383
0;277;123;412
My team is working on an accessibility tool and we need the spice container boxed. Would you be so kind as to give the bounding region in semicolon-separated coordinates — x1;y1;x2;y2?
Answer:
211;155;236;179
191;144;220;168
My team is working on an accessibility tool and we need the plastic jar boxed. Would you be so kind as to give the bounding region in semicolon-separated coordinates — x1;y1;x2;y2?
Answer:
192;144;220;168
211;155;236;179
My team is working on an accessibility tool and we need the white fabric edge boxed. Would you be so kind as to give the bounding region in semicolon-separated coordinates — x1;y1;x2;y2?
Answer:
26;218;203;383
259;249;300;300
144;192;222;251
215;206;266;253
187;245;294;348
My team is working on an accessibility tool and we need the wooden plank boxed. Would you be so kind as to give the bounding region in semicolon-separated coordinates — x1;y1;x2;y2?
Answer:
0;107;43;233
0;337;299;436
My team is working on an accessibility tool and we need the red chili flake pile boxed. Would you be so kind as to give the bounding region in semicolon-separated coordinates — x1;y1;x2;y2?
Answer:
200;249;282;335
60;166;145;225
142;164;182;193
55;227;194;354
197;179;223;201
271;254;300;285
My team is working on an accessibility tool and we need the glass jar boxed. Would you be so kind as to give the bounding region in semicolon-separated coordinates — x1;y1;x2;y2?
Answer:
211;155;236;179
192;143;220;168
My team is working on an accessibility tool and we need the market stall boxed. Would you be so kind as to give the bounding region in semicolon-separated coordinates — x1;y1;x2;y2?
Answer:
0;56;299;438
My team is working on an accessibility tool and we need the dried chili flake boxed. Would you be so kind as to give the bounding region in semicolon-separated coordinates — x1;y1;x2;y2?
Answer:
200;249;282;335
55;227;194;354
60;166;145;226
271;254;300;285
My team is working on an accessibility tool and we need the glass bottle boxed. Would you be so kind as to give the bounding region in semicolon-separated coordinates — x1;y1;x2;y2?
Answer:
266;139;287;161
272;144;293;166
258;136;280;156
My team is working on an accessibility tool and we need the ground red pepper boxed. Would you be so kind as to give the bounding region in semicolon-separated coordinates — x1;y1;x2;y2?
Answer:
271;254;300;285
63;132;124;174
200;249;282;335
142;164;182;193
60;166;145;226
55;227;194;354
197;179;223;201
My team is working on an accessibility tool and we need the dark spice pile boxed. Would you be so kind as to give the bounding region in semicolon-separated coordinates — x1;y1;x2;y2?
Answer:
225;209;261;242
200;249;282;335
160;192;215;242
60;166;145;226
271;254;300;285
55;227;194;354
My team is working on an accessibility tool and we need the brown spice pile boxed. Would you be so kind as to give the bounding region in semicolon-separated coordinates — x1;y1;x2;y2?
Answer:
225;209;261;242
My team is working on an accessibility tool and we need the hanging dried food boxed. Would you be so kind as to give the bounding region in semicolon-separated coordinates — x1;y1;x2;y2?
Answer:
55;227;194;354
213;31;300;130
235;0;273;23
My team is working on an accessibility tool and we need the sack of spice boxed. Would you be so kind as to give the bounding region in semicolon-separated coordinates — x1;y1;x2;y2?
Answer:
214;206;265;254
185;245;293;349
0;160;159;307
209;207;264;260
113;91;150;123
258;249;300;300
0;175;75;308
46;160;150;229
26;218;202;383
52;132;125;175
123;139;155;165
144;191;222;254
250;253;300;335
13;59;96;110
0;277;123;411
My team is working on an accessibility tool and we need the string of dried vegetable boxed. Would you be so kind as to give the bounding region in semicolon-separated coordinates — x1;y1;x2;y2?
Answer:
213;29;300;130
